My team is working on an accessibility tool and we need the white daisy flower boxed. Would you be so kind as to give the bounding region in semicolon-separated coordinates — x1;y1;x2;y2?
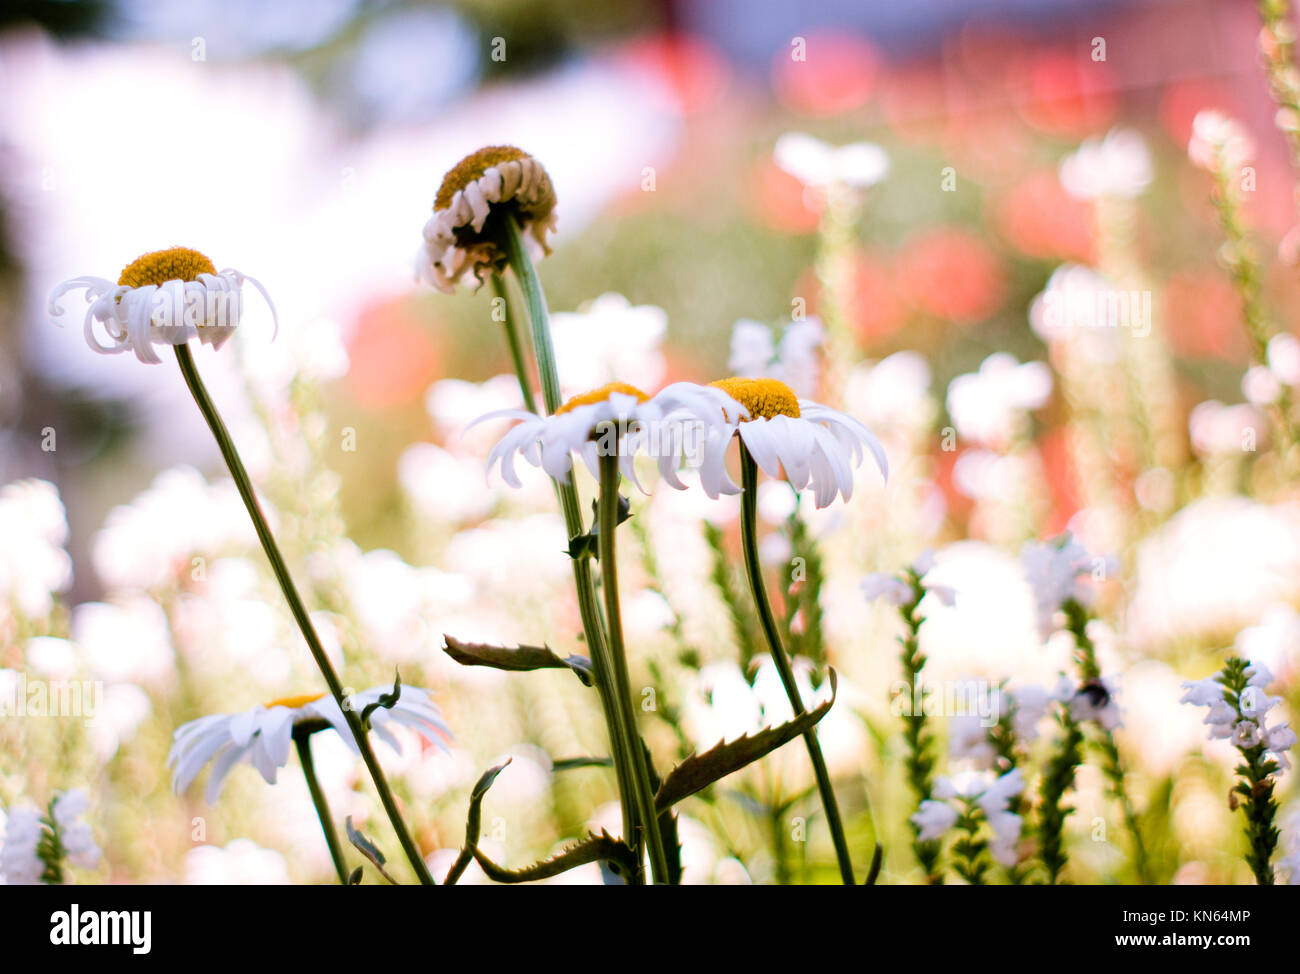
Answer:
419;145;558;293
168;685;451;804
48;246;277;365
700;377;888;509
474;380;747;492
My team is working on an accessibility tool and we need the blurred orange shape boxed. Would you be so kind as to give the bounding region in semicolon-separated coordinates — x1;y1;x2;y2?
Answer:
345;295;441;409
750;158;821;233
1009;50;1116;137
898;227;1006;323
618;33;729;116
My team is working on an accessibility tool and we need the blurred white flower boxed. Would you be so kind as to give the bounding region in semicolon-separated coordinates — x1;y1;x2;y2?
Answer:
184;839;290;885
0;807;44;885
1236;604;1300;680
1129;498;1300;648
551;293;668;397
425;375;524;454
726;317;826;399
1067;675;1123;731
0;479;72;619
399;442;497;524
73;598;175;686
1188;401;1264;457
92;466;252;591
88;683;153;762
52;790;101;870
24;636;79;679
845;356;932;441
1267;334;1300;386
1021;535;1105;641
1243;366;1282;406
911;799;959;842
1188;110;1255;173
1059;128;1152;200
946;353;1051;449
774;132;889;189
728;319;775;377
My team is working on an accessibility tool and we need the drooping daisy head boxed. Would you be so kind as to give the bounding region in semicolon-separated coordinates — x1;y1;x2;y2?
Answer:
475;380;747;493
419;145;558;293
49;246;277;365
168;685;451;804
702;376;888;509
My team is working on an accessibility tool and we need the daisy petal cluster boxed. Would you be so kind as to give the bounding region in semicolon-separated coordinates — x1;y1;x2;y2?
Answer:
419;145;558;292
476;381;746;492
705;376;888;508
49;247;276;365
168;685;451;803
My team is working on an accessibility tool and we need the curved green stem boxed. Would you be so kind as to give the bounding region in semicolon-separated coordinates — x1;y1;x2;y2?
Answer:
598;448;672;883
294;727;349;884
498;213;643;873
739;447;855;885
174;344;435;886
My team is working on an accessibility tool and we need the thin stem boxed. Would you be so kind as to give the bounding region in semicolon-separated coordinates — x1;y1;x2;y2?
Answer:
294;728;349;885
598;448;672;884
738;447;855;885
498;213;643;870
899;577;941;882
174;344;435;886
490;272;538;415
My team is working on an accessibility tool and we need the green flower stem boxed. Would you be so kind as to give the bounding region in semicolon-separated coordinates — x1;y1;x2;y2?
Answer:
1062;599;1152;883
899;575;941;882
599;448;672;883
739;447;855;885
1037;705;1084;885
1220;659;1281;884
174;344;435;886
498;213;643;868
490;272;538;415
294;727;349;885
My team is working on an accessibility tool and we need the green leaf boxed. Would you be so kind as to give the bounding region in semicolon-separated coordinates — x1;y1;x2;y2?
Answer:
442;634;593;686
345;816;400;884
654;670;839;812
551;756;613;772
360;668;402;726
473;830;637;884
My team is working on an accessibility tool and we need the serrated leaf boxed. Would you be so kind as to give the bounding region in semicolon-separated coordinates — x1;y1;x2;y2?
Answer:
655;670;838;813
443;634;593;686
360;668;402;726
473;830;637;884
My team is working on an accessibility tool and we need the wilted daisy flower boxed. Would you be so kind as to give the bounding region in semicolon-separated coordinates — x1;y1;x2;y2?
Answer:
48;247;276;365
419;145;558;292
701;377;888;508
168;685;451;803
476;381;746;491
774;132;889;190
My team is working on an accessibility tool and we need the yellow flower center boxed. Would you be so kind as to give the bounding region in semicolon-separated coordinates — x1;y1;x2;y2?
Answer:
263;692;326;711
118;247;217;288
435;145;531;211
710;377;801;420
555;381;650;415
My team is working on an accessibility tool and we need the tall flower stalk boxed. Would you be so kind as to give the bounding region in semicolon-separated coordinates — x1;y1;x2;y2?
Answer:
739;448;855;884
898;571;940;881
173;344;435;885
497;209;657;880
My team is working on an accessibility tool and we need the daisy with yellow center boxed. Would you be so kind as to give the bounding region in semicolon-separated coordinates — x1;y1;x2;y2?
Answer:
419;145;559;293
473;380;748;491
701;376;888;508
168;684;451;805
48;247;277;365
